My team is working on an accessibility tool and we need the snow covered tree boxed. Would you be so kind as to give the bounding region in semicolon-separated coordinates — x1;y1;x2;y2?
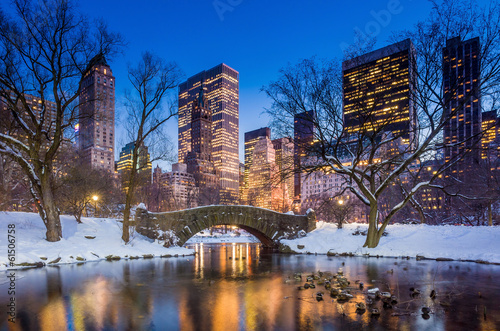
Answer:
263;0;500;248
0;0;122;241
121;52;181;243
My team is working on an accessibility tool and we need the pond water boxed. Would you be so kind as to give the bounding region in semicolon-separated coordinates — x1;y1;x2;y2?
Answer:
1;243;500;330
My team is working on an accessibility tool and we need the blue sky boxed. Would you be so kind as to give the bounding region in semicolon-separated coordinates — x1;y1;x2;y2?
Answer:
69;1;445;166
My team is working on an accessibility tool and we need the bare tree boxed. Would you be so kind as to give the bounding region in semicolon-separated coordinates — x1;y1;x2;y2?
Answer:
56;159;119;223
121;52;181;243
263;0;500;248
0;0;122;241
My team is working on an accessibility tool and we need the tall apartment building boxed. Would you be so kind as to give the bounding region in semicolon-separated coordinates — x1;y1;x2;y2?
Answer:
342;38;417;145
185;86;218;205
0;94;58;211
0;93;57;139
242;128;293;211
178;63;239;204
243;127;271;203
272;137;294;210
294;110;316;199
443;37;481;175
245;136;284;210
78;54;116;172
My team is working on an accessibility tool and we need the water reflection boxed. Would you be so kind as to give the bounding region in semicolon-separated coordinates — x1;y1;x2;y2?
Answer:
1;244;500;330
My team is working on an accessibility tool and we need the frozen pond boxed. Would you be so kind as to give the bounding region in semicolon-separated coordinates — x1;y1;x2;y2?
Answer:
1;243;500;330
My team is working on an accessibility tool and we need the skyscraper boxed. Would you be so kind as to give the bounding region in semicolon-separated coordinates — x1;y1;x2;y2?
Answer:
342;38;417;145
272;137;294;210
186;86;218;205
294;110;316;199
246;135;283;210
78;54;115;172
178;64;239;204
443;37;481;174
243;127;271;203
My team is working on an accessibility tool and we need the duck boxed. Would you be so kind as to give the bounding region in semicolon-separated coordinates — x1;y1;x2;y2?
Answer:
379;292;391;299
356;302;366;311
330;288;340;297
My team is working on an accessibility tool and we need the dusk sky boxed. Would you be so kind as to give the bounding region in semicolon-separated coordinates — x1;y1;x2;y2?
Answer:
74;0;483;167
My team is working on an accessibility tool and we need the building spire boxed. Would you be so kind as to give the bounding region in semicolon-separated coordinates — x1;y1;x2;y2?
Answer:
198;83;207;109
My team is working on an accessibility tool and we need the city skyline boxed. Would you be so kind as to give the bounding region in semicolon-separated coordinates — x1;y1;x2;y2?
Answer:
60;0;488;167
69;0;444;165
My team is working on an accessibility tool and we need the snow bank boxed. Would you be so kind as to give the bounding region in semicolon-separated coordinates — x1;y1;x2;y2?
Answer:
282;222;500;263
0;212;193;270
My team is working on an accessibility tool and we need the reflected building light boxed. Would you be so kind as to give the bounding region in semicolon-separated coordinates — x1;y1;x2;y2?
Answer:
40;298;68;331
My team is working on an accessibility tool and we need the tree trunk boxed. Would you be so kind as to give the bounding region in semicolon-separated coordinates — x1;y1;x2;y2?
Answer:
122;169;137;243
75;209;82;224
488;203;493;226
41;180;62;242
417;207;425;224
122;202;130;243
363;203;381;248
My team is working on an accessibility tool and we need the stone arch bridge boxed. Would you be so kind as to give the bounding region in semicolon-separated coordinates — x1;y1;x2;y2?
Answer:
135;205;316;248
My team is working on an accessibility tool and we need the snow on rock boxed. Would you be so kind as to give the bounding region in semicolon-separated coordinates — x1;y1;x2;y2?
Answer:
282;222;500;263
0;212;193;270
137;203;147;210
285;211;294;215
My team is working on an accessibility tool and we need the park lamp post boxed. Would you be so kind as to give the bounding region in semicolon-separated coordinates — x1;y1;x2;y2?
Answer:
92;195;98;217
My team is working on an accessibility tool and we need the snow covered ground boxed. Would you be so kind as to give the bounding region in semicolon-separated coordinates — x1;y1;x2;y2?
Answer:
283;221;500;263
0;212;193;271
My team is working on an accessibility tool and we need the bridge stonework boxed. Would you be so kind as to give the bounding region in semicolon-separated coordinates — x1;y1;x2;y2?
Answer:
135;205;316;248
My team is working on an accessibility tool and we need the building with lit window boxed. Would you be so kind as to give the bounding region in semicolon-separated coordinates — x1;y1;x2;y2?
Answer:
245;134;285;210
78;54;115;172
481;110;499;160
342;38;417;146
272;137;294;211
294;110;316;200
242;128;294;211
443;37;481;175
178;63;239;204
243;127;271;203
117;141;152;192
152;164;198;211
0;94;58;211
185;86;219;205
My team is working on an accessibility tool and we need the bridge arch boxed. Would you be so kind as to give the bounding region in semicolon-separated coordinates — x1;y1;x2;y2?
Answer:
135;205;316;248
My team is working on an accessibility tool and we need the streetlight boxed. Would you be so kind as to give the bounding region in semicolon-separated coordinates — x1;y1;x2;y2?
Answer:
338;199;344;205
92;195;98;217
